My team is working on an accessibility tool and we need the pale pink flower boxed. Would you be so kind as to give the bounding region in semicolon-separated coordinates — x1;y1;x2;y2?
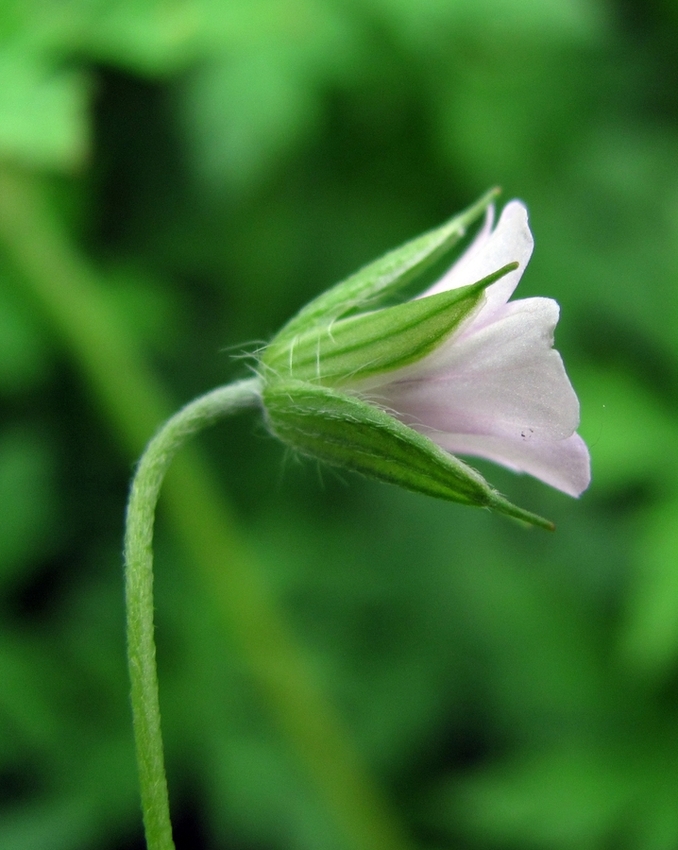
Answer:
354;200;591;497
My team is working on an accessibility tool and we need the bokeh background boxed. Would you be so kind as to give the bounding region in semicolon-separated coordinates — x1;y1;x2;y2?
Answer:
2;1;678;848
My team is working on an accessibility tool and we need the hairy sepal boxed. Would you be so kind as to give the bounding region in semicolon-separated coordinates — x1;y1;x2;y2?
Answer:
264;380;554;529
264;264;516;386
272;189;499;346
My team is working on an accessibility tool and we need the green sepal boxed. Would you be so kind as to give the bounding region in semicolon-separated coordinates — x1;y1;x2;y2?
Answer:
272;188;499;347
263;262;517;387
263;380;554;529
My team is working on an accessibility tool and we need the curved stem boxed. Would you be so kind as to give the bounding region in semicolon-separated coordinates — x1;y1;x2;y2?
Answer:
124;379;262;850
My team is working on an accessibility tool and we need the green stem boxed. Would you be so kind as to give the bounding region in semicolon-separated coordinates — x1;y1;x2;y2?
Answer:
124;380;262;850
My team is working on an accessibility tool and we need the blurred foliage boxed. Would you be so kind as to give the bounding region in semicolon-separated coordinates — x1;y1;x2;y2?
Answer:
1;0;678;849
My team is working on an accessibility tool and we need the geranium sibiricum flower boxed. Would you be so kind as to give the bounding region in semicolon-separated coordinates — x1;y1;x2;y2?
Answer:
261;191;590;528
351;201;591;498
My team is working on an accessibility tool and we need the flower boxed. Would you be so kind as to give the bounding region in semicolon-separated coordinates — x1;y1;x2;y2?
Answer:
262;192;589;527
351;201;591;497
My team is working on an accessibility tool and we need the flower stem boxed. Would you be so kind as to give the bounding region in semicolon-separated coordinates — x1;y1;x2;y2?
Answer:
124;380;262;850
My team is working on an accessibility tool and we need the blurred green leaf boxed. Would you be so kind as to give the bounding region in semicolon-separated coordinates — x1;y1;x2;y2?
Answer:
366;0;606;47
0;47;89;169
619;496;678;678
433;743;637;850
577;367;678;492
179;51;321;193
74;0;203;73
176;1;357;193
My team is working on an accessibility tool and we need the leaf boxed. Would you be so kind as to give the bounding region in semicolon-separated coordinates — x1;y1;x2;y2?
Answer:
0;46;89;170
75;0;201;74
432;743;636;850
178;51;319;193
618;495;678;679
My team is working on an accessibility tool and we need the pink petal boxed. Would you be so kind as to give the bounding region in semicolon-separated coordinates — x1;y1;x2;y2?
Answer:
429;431;591;498
425;201;533;327
422;204;495;297
350;197;591;499
369;297;579;442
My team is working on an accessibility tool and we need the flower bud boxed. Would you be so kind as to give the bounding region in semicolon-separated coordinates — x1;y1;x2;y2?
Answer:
260;193;590;528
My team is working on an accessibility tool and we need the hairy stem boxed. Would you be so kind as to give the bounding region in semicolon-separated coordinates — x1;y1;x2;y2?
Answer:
125;380;262;850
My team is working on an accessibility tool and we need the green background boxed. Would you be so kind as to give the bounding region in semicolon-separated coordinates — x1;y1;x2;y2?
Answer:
1;1;678;848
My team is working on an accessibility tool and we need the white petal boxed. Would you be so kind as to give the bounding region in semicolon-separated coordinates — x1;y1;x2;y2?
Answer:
370;297;579;442
422;204;495;296
424;201;533;323
348;198;590;499
429;431;591;497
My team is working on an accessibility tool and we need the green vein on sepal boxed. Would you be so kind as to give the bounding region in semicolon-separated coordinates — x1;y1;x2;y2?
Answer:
263;380;554;529
264;263;516;386
272;188;499;346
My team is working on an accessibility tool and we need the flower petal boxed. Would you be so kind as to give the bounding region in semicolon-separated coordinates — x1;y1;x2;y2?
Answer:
428;430;591;497
422;204;495;296
425;201;533;327
367;297;580;442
